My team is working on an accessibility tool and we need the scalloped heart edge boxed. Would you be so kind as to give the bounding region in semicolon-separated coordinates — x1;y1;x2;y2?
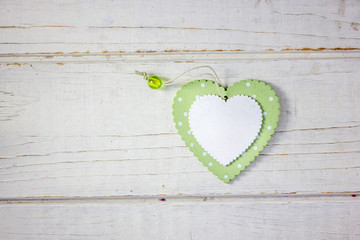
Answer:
172;79;280;183
188;94;263;166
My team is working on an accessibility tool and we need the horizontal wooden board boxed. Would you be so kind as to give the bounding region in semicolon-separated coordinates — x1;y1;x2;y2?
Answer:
0;197;359;239
1;0;360;239
0;0;360;54
0;58;359;198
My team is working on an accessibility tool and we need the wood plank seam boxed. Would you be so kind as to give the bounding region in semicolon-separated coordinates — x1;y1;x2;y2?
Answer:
1;51;360;63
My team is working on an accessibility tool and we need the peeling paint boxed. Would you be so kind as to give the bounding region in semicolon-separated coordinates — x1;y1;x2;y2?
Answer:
102;50;126;53
6;62;21;67
0;25;74;29
322;191;360;194
135;50;157;53
282;47;360;51
3;47;359;57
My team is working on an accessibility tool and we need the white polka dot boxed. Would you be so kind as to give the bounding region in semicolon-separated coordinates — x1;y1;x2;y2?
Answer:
208;162;213;167
178;97;182;102
224;175;228;179
269;97;274;101
178;122;182;126
196;95;200;100
246;82;251;87
254;146;258;150
242;152;246;156
202;152;207;156
201;83;205;87
190;143;194;147
252;95;256;99
237;164;242;168
267;126;272;130
263;112;267;116
187;130;191;134
184;112;188;117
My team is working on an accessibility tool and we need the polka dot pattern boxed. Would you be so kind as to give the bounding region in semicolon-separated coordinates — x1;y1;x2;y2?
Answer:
172;79;280;183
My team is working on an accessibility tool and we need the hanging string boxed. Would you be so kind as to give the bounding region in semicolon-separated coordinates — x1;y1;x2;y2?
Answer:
135;70;149;81
135;66;226;99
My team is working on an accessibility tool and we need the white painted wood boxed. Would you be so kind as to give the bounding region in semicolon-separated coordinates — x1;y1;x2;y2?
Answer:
0;197;359;240
1;0;360;238
1;51;360;64
0;59;359;198
0;0;360;54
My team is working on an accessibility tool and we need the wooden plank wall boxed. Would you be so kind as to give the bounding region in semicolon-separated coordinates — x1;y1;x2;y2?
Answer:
0;1;359;239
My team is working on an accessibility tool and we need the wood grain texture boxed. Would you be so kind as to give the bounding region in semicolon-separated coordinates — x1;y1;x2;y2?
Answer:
0;197;359;240
0;0;360;239
0;59;359;198
0;0;360;54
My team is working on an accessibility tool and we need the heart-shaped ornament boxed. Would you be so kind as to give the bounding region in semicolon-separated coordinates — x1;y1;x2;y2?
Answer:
173;80;280;183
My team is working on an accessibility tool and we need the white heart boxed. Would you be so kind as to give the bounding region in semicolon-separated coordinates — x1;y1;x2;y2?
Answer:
188;95;263;166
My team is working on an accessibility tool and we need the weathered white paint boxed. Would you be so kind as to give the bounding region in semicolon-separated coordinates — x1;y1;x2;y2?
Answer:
0;59;359;198
0;0;359;239
0;0;360;54
0;197;359;240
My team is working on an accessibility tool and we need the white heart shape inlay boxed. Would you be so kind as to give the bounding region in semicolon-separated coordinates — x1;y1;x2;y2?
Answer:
188;95;263;166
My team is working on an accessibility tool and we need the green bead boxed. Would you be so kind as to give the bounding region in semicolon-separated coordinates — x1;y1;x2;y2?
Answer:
148;76;163;89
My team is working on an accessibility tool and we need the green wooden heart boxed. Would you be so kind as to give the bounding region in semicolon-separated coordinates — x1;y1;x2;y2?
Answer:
172;80;280;183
